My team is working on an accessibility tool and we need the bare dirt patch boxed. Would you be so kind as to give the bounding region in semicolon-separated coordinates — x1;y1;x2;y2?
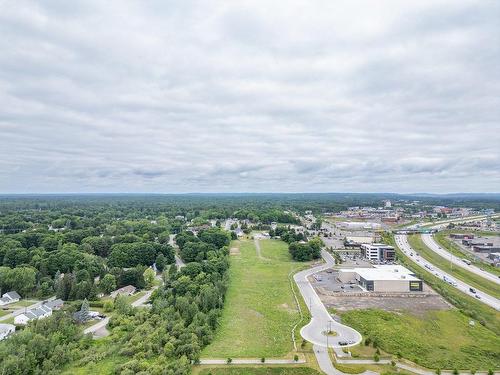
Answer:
229;247;240;255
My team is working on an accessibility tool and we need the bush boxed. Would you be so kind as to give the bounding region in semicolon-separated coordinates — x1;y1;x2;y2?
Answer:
364;338;371;346
294;354;299;362
261;357;265;363
374;354;380;362
226;358;232;364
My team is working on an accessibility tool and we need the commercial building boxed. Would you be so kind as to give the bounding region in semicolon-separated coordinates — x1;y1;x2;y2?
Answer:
338;265;423;292
450;233;474;239
473;245;500;253
360;243;395;262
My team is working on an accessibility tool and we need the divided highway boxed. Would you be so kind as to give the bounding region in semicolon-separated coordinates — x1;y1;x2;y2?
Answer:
421;233;500;285
395;234;500;311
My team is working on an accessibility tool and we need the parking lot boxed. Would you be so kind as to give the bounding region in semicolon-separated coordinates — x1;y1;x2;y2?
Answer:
310;269;365;293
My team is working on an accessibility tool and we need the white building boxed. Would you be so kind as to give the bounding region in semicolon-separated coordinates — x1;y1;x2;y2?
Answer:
0;324;15;340
0;291;21;306
14;305;52;325
339;265;423;292
360;243;395;262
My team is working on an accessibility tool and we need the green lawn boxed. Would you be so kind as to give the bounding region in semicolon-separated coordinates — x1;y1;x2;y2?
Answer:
196;368;322;375
434;231;500;277
342;309;500;370
408;235;500;299
202;239;309;358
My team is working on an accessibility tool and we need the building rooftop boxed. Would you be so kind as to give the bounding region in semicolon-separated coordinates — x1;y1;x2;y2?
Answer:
343;265;420;281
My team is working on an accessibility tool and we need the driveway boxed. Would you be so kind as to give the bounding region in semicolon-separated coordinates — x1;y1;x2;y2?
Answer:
294;250;362;348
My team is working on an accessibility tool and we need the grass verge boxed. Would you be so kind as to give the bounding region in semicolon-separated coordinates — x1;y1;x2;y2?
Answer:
194;367;322;375
434;231;500;277
408;234;500;299
342;308;500;370
385;233;500;334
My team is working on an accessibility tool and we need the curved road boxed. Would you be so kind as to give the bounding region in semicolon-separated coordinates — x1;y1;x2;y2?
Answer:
294;250;362;348
395;234;500;311
421;233;500;285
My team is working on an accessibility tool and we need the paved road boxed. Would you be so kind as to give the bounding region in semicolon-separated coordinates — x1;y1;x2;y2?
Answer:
395;235;500;310
294;250;362;348
0;296;56;322
199;358;306;365
421;233;500;285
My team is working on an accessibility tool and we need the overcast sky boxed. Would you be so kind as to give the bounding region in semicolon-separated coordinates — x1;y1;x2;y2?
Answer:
0;1;499;193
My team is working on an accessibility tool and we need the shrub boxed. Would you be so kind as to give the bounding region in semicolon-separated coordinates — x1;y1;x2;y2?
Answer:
294;354;299;362
226;358;232;364
374;354;380;362
261;357;265;363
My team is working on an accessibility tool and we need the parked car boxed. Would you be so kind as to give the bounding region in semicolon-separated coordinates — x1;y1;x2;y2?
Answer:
469;287;476;294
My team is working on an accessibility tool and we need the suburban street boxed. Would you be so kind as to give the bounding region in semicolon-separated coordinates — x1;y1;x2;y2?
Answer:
421;233;500;285
294;250;362;348
395;234;500;310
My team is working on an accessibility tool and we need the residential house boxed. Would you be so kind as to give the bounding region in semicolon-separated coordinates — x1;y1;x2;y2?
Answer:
0;324;15;341
0;291;21;306
14;305;52;325
110;285;136;298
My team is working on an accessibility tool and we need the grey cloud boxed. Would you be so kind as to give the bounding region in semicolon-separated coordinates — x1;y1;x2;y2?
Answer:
0;0;499;193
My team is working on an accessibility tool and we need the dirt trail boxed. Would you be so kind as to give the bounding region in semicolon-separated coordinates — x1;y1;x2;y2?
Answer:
254;238;270;260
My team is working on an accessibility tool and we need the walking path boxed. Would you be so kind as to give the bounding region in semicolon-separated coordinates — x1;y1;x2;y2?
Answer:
254;237;270;260
199;358;306;365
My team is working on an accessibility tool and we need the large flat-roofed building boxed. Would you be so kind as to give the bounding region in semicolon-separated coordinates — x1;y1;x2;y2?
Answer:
339;265;423;292
360;243;395;262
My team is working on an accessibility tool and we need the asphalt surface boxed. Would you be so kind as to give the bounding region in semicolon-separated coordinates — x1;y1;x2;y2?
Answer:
294;250;362;348
395;234;500;311
421;233;500;285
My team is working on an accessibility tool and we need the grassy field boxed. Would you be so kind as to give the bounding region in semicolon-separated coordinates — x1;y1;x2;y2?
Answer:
342;308;500;370
202;238;308;358
434;231;500;277
408;235;500;299
196;368;322;375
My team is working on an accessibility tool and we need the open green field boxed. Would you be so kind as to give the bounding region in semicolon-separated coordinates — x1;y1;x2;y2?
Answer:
202;239;308;358
342;308;500;370
434;231;500;277
408;235;500;299
196;368;322;375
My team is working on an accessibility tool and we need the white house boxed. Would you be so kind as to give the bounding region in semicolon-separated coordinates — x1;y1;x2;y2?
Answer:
0;291;21;306
14;305;52;325
0;324;15;341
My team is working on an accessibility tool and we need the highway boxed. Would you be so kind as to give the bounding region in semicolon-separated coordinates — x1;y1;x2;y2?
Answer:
421;233;500;285
294;250;362;348
394;234;500;311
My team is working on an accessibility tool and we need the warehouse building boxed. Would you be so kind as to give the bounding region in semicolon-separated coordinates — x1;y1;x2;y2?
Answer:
360;243;396;262
338;265;423;292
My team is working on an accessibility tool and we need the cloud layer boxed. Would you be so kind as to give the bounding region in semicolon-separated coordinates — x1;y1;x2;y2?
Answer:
0;0;499;193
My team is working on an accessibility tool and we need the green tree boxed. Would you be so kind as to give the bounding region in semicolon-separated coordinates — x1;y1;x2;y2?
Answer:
143;268;156;289
99;274;117;295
